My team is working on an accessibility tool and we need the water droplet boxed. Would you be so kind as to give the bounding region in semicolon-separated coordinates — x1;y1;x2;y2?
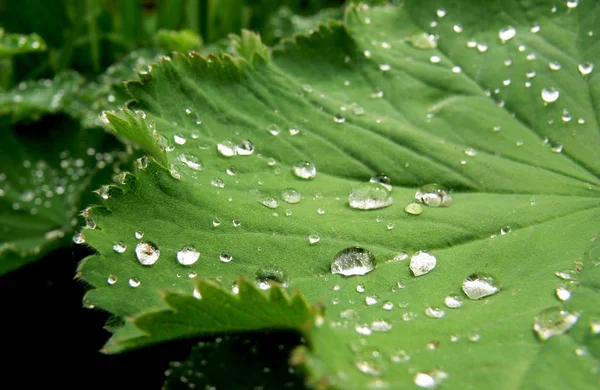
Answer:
365;295;379;306
410;251;436;276
226;167;237;176
356;284;366;293
402;312;417;321
317;207;326;215
232;219;241;227
177;246;200;266
415;183;452;207
383;301;394;310
410;33;438;49
430;55;441;64
414;370;448;388
453;24;463;33
390;349;410;363
193;287;201;299
444;295;463;308
266;124;281;136
293;161;316;179
72;231;85;244
134;230;144;239
177;154;203;171
533;307;580;340
341;309;360;321
212;218;221;227
107;274;117;285
468;333;481;342
462;273;500;299
128;277;141;288
260;197;279;209
349;183;393;210
369;173;392;191
281;188;302;203
236;139;254;155
331;247;376;276
555;270;576;280
211;178;225;188
578;61;594;75
567;0;579;8
548;61;562;71
464;148;477;156
354;349;387;376
590;320;600;334
256;266;288;289
308;234;320;244
500;225;512;235
289;127;300;136
112;241;127;253
219;251;232;263
404;202;423;215
556;284;575;301
379;64;391;72
387;252;408;262
498;26;517;42
173;134;187;145
541;87;560;103
476;43;488;52
334;113;346;123
217;141;237;157
425;306;445;318
135;241;160;266
371;320;392;332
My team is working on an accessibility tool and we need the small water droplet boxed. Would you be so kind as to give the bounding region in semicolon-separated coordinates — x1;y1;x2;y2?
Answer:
293;161;316;179
331;247;376;276
578;61;594;75
72;231;85;244
590;320;600;334
498;26;517;42
387;252;408;262
219;251;232;263
308;234;320;244
217;141;237;157
260;197;279;209
533;307;580;340
210;178;225;188
333;113;346;123
476;43;488;52
410;251;436;276
212;218;221;227
107;274;118;285
415;184;452;207
355;323;372;336
379;64;391;72
555;283;575;301
341;309;360;321
255;266;288;289
266;123;281;136
404;202;423;215
390;349;410;363
173;134;187;145
128;277;141;288
444;295;463;308
226;167;237;176
567;0;579;8
365;295;379;306
232;219;241;227
425;306;445;318
453;24;463;33
383;301;394;310
289;127;300;136
500;225;512;235
356;284;366;293
236;139;254;155
135;241;160;265
548;61;562;71
410;32;438;49
462;273;500;299
349;183;393;210
541;87;560;103
402;312;417;321
414;370;448;388
177;246;200;266
177;154;203;171
281;188;302;203
134;230;144;239
371;319;392;332
112;241;127;253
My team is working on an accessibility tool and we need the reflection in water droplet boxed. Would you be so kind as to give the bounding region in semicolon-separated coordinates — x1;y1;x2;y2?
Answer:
293;161;316;179
578;61;594;76
349;183;393;210
135;241;160;265
128;277;141;288
236;139;254;155
334;113;346;123
177;246;200;266
405;202;423;215
414;370;448;389
219;251;232;263
556;284;575;301
173;134;186;145
107;274;117;285
444;295;463;308
112;241;127;253
541;87;560;103
369;173;392;190
533;307;580;340
425;306;445;318
266;123;280;136
500;225;512;235
415;184;452;207
462;273;500;299
331;247;376;276
410;251;436;276
282;188;302;203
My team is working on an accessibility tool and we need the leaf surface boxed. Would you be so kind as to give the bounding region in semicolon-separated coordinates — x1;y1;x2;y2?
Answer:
79;1;600;388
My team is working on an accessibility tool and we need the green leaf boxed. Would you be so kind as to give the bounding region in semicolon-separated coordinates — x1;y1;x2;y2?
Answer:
154;29;203;53
79;1;600;388
0;28;47;58
0;116;127;275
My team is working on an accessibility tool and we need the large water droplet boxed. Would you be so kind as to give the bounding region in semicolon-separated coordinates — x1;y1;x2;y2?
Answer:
415;184;452;207
578;62;594;76
462;273;500;299
533;307;580;340
173;134;187;145
112;241;127;253
177;246;200;266
349;183;393;210
293;161;316;179
414;370;448;388
331;247;376;276
498;26;516;42
281;188;302;203
409;251;436;276
541;87;560;103
135;241;160;265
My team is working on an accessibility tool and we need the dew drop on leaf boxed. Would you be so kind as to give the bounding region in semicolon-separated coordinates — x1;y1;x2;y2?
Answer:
354;349;386;376
331;247;376;276
355;323;372;336
255;266;288;289
498;26;516;42
379;64;391;72
533;307;580;340
232;219;241;227
173;134;187;145
260;197;279;209
409;251;436;276
382;301;394;310
369;173;392;190
356;284;366;293
128;277;141;288
415;183;452;207
390;349;410;363
444;295;463;308
308;234;320;244
293;161;316;179
217;141;236;157
541;87;560;103
134;230;144;239
219;251;232;263
72;231;85;244
135;241;160;265
112;241;127;253
333;113;346;123
107;274;117;285
266;123;281;136
548;61;562;71
210;178;225;188
365;295;379;306
578;61;594;75
405;202;423;215
462;273;501;299
371;319;392;332
177;246;200;266
281;188;302;203
425;306;445;318
236;139;254;155
414;370;448;388
177;153;203;171
409;32;438;49
555;284;575;301
500;225;512;235
349;183;393;210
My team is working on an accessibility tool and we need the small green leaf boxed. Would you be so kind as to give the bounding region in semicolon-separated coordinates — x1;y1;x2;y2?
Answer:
154;29;203;53
0;28;46;58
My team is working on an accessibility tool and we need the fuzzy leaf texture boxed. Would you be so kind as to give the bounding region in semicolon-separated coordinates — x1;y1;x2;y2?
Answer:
78;1;600;389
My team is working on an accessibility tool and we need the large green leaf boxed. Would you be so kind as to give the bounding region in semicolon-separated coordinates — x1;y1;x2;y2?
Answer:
78;1;600;389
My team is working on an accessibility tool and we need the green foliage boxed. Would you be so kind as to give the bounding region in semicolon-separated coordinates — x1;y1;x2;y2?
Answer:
0;28;46;58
